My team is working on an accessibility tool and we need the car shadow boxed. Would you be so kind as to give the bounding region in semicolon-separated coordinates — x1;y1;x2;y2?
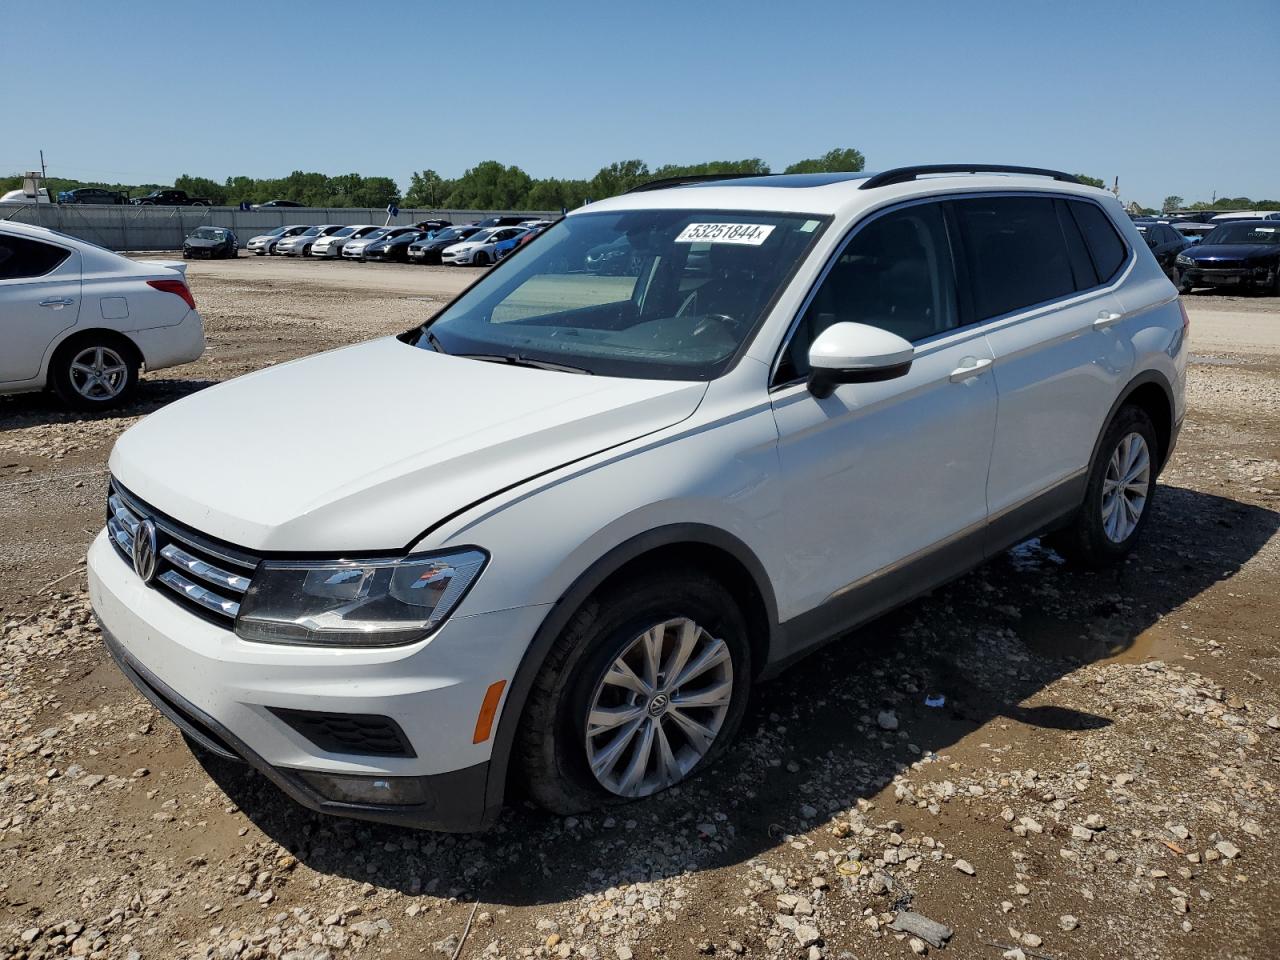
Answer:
0;377;218;431
196;483;1278;907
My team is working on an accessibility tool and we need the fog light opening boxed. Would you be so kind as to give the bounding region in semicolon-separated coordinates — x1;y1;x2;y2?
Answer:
296;771;429;807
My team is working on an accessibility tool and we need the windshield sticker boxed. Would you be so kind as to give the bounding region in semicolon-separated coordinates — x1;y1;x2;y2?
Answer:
675;223;775;246
800;219;820;233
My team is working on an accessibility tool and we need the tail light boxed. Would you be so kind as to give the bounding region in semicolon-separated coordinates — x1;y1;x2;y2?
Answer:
1177;298;1190;337
147;278;196;311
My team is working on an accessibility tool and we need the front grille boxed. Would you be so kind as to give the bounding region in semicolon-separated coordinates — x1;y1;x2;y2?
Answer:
269;708;417;758
107;482;259;628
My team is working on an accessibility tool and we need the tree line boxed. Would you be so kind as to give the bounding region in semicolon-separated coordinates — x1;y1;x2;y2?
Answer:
0;148;866;210
7;156;1274;214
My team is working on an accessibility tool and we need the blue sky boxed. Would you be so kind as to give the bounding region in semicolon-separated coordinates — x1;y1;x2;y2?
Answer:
7;0;1277;207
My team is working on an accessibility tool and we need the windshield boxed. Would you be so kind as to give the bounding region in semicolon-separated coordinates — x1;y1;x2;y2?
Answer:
467;229;499;245
299;226;322;237
1201;223;1280;245
265;227;288;237
332;226;357;238
362;229;389;242
410;210;828;380
192;228;227;240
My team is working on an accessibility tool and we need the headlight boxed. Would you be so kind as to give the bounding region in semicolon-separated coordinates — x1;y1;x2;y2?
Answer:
234;549;487;646
1176;254;1193;266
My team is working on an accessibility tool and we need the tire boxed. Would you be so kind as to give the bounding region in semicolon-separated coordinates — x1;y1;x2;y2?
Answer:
516;569;753;815
50;335;140;411
302;244;312;257
1179;280;1193;294
473;251;489;267
1050;405;1158;567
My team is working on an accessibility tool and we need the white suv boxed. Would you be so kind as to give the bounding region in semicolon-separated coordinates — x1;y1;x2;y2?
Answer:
88;165;1186;831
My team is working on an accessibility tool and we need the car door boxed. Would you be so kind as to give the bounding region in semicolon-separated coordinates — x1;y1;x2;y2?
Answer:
0;230;81;383
957;194;1131;549
769;200;998;639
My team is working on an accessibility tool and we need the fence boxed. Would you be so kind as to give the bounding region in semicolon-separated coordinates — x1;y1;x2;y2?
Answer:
1;203;560;251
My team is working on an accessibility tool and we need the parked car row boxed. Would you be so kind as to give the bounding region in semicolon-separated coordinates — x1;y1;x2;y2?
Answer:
1129;214;1280;294
242;216;554;265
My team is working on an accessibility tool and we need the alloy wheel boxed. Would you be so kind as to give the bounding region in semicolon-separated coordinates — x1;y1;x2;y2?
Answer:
584;617;733;798
69;346;130;401
1101;432;1151;543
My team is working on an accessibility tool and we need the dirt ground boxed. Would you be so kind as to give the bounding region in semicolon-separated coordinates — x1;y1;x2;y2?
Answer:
2;258;1278;960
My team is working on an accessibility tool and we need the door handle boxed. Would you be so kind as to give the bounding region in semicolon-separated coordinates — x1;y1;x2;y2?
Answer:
949;357;992;383
1093;310;1123;329
39;297;75;308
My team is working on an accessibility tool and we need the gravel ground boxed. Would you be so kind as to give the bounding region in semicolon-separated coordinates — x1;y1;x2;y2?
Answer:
2;259;1279;960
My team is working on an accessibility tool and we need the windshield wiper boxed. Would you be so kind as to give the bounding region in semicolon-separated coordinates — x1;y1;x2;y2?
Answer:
459;353;593;375
425;331;448;354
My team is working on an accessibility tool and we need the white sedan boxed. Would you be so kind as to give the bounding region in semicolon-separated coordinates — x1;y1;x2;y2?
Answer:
441;226;529;266
0;221;205;409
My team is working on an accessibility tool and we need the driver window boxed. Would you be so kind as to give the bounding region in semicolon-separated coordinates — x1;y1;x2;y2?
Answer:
776;202;958;383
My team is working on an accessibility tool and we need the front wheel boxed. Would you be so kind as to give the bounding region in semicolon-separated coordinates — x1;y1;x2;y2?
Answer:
517;570;752;814
473;251;489;267
1049;405;1158;566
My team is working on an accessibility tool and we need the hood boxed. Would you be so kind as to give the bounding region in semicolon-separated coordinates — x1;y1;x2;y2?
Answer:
109;338;707;552
1185;243;1280;263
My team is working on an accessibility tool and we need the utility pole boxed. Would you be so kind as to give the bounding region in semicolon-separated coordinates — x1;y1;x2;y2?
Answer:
39;150;46;180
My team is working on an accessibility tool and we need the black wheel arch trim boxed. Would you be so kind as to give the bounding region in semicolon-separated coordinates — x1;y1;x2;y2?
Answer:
1090;369;1178;473
481;522;779;815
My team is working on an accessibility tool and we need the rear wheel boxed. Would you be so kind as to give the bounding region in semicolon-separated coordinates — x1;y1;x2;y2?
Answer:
517;570;752;814
1050;405;1158;566
50;337;139;410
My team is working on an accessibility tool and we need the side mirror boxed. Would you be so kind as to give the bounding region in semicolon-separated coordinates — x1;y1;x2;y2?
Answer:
807;321;914;399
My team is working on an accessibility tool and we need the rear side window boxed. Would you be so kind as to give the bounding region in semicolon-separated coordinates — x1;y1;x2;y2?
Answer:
954;197;1075;320
0;234;72;280
1068;200;1128;283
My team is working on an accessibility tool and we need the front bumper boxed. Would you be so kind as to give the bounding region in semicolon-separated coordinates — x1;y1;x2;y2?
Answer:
87;530;549;831
1181;266;1275;289
102;624;491;831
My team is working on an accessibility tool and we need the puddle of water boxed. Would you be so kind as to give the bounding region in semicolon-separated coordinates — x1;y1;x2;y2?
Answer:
1018;611;1180;665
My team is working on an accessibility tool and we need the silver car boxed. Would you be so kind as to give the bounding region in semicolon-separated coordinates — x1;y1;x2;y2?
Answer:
342;226;419;261
275;225;345;257
246;225;310;256
310;224;382;259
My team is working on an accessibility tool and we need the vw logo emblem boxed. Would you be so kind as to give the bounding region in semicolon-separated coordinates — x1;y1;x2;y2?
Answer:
132;519;158;583
646;693;670;718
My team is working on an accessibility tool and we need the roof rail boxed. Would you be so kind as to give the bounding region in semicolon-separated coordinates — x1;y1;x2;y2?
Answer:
859;164;1081;190
626;173;763;193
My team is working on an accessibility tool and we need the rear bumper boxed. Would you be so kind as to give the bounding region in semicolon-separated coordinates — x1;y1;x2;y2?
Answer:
101;624;494;832
132;309;205;372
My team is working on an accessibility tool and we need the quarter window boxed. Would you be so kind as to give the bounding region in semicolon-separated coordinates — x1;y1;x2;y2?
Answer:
0;234;71;281
954;196;1075;320
776;202;957;382
1068;200;1128;283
